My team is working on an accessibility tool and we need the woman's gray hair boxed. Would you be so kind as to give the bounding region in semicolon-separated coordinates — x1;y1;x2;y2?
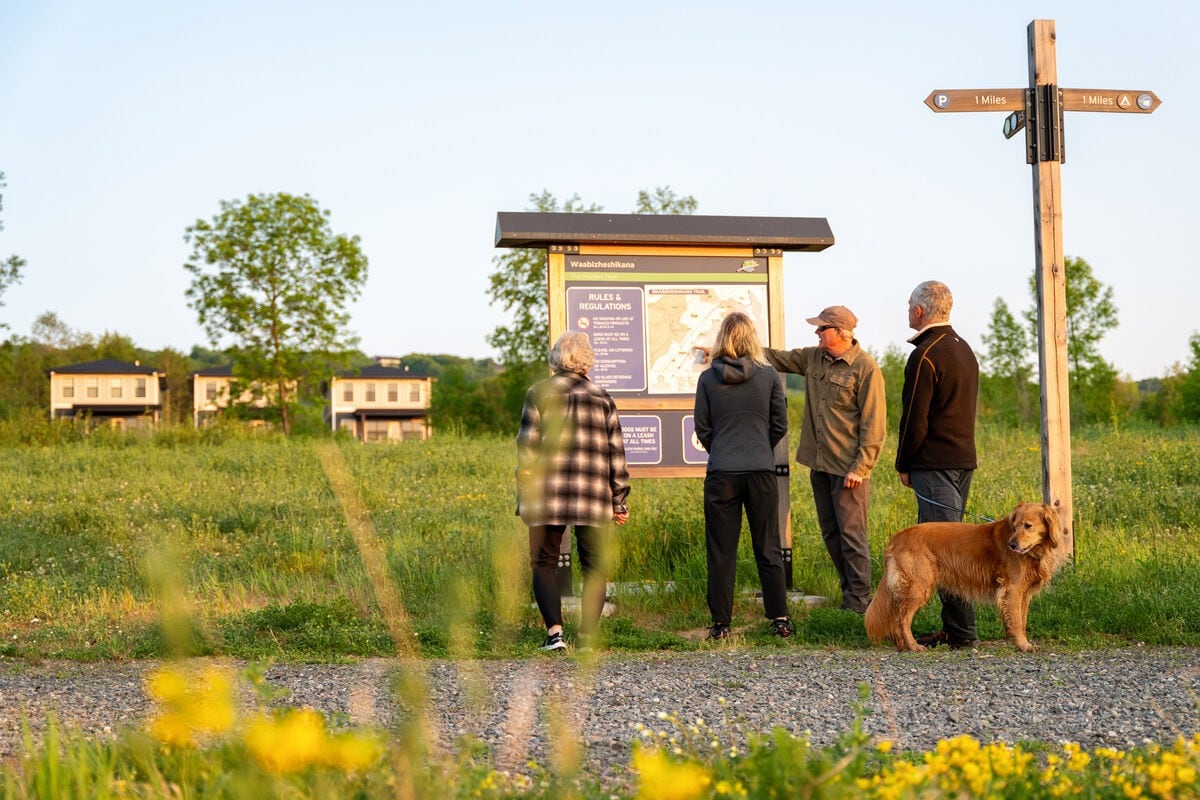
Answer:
910;280;954;323
549;331;594;375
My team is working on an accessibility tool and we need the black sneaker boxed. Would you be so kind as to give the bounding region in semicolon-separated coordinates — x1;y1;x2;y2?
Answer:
540;631;567;651
915;630;979;650
706;623;731;641
915;630;948;648
771;618;795;638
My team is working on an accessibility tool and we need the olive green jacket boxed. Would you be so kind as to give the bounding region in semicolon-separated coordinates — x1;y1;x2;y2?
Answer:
763;343;886;479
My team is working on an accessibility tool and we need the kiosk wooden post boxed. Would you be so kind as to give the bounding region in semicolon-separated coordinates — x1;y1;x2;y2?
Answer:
496;213;833;591
924;19;1161;558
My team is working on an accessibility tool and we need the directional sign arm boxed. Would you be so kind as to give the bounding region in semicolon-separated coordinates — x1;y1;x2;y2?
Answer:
925;89;1026;112
1060;89;1161;113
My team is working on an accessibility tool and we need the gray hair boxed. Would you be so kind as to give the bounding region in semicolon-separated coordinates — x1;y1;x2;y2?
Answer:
910;280;954;323
549;331;594;375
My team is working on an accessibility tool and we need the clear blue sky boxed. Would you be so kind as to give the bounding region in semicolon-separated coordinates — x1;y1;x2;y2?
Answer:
1;1;1195;379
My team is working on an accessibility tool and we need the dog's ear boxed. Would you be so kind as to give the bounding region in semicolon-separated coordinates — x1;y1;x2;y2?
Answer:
1041;503;1064;549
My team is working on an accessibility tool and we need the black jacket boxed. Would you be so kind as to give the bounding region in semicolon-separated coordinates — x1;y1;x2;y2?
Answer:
896;325;979;472
694;356;787;473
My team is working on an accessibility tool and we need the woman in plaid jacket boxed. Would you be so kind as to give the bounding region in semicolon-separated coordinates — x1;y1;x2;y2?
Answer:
517;331;630;652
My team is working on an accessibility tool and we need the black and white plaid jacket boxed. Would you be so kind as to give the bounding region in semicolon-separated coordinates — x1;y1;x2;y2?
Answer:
516;371;630;527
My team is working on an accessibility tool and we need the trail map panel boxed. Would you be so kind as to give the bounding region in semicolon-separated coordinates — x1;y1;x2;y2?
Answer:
564;253;770;397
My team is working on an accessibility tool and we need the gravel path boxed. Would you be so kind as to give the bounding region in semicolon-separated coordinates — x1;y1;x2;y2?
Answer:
2;646;1198;784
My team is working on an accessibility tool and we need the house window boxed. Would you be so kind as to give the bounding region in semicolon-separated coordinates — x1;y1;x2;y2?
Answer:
135;378;146;398
342;383;353;402
387;382;398;402
62;377;75;398
110;378;123;399
409;383;421;402
206;380;217;401
365;419;389;442
86;378;99;398
365;383;376;402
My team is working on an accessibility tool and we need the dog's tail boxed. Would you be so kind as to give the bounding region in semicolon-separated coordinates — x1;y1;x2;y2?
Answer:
863;570;896;645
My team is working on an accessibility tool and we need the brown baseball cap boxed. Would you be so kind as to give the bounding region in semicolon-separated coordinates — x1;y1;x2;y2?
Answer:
806;305;858;330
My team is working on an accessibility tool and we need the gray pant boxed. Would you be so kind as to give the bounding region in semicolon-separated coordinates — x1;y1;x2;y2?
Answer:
809;470;872;612
910;469;976;642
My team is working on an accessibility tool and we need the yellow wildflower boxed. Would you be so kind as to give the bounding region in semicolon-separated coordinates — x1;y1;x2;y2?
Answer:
149;711;194;747
632;745;712;800
245;709;328;774
146;668;189;705
144;665;235;746
322;730;385;773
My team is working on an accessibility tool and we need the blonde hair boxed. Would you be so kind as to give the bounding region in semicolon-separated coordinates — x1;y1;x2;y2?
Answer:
711;312;766;365
549;331;594;375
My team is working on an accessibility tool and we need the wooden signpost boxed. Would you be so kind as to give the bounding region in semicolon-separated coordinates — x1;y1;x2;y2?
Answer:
924;19;1161;558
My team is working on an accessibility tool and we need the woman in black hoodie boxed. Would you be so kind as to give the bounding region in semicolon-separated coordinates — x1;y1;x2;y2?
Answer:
694;312;792;640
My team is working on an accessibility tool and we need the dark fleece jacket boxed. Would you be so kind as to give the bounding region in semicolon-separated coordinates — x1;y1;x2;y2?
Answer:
693;356;787;473
895;325;979;472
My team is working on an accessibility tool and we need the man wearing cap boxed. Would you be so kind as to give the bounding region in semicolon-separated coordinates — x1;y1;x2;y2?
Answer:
896;280;980;649
762;305;886;614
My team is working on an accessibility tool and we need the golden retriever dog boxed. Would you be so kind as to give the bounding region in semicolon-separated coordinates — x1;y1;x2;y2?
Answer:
864;502;1066;652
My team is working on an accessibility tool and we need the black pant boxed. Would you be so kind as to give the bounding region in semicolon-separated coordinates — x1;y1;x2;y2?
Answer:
529;524;605;633
910;469;976;641
704;471;789;624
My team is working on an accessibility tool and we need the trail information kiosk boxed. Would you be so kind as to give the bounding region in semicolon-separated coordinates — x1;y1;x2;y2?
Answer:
496;212;834;588
495;212;834;478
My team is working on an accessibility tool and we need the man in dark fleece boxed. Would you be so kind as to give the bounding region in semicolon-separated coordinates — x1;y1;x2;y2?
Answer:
896;280;981;650
694;312;792;641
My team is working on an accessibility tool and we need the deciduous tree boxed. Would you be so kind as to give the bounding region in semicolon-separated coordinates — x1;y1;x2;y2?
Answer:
0;171;27;326
1024;256;1124;424
486;191;601;367
981;297;1034;425
1179;333;1200;422
487;187;697;367
184;193;368;434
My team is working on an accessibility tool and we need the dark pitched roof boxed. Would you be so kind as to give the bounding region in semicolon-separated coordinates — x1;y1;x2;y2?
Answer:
494;212;835;251
189;364;234;378
334;364;431;379
47;359;162;375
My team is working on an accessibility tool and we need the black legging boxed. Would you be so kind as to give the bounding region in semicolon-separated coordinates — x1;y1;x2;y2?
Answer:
529;524;606;633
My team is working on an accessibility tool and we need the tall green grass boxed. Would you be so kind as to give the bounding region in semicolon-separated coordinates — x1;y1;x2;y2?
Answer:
0;420;1198;660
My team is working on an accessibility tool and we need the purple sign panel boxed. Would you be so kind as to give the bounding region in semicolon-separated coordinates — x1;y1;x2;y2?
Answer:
566;286;646;391
681;415;708;465
619;415;663;465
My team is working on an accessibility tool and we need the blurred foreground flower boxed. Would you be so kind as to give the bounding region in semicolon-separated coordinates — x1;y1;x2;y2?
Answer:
632;744;712;800
245;709;327;774
244;708;384;775
146;666;235;747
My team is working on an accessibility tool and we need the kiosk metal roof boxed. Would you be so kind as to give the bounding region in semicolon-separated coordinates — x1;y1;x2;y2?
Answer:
495;212;834;251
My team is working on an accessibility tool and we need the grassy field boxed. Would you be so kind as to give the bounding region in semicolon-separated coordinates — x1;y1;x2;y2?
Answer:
0;419;1198;661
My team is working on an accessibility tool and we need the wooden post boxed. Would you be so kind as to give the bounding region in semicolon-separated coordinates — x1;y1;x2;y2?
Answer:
925;21;1160;561
1027;19;1074;557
